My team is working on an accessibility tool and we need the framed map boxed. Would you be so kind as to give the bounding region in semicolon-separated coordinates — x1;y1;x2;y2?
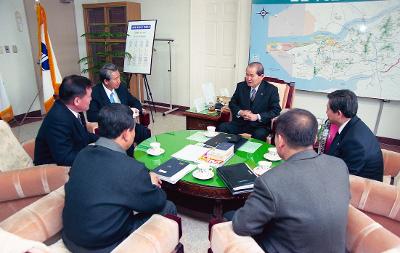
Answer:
250;0;400;100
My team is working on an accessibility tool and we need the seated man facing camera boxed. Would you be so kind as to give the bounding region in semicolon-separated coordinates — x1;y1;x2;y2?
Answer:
62;104;176;253
87;63;151;150
218;62;281;141
227;109;350;253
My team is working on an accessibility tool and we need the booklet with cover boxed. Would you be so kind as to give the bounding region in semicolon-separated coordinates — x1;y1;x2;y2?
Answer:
217;163;257;195
197;142;234;167
153;158;196;184
204;133;246;151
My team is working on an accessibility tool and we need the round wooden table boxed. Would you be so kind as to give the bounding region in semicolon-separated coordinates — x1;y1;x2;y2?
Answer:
134;130;281;218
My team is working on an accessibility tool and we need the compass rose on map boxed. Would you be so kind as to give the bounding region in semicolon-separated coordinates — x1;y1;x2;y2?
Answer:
257;8;269;19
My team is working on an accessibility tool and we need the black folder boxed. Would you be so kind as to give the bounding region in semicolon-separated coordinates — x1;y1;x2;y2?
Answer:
217;163;256;195
204;133;246;151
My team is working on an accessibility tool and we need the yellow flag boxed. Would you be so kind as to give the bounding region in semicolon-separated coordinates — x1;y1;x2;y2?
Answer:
0;73;14;122
36;3;62;113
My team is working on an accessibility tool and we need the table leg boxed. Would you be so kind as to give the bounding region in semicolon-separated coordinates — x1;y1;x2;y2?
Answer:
213;199;223;219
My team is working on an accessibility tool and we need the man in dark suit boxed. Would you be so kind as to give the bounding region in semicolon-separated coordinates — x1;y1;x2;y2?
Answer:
87;63;150;148
62;104;176;252
230;109;350;253
218;62;281;141
326;89;383;181
34;75;98;166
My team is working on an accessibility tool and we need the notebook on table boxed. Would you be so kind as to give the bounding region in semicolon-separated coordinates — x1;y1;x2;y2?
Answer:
204;133;247;151
153;158;196;184
217;163;257;195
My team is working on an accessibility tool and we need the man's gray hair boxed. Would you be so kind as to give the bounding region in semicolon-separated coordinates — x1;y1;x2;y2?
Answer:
99;63;118;83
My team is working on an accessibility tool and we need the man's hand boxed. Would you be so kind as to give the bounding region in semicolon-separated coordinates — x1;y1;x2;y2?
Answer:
149;172;162;188
239;110;251;118
243;112;259;122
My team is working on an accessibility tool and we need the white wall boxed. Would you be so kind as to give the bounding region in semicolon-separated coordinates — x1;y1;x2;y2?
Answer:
74;0;190;107
0;0;40;115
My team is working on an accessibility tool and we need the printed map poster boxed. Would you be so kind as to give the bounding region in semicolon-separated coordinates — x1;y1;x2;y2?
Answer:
251;0;400;100
124;20;157;75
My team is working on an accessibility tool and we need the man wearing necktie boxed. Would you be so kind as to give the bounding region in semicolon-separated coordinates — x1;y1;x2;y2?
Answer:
218;62;281;141
326;89;383;181
87;64;151;155
34;75;98;166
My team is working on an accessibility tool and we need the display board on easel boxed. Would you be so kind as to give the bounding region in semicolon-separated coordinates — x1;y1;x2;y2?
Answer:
124;20;157;75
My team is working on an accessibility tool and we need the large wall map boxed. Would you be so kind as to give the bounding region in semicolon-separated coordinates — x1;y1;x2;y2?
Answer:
251;0;400;100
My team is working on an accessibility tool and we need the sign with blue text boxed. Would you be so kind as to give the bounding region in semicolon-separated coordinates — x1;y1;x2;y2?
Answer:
124;20;157;75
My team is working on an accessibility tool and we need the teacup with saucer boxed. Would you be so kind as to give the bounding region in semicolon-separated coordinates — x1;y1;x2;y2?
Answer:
263;147;281;161
254;160;272;176
192;163;214;180
146;142;165;156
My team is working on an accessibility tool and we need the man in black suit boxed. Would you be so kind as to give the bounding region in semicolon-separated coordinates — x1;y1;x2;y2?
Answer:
230;109;350;253
326;89;383;181
218;62;281;141
34;75;98;166
62;104;176;252
87;63;150;147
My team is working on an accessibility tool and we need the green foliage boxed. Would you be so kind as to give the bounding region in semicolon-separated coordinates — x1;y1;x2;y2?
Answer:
78;26;132;83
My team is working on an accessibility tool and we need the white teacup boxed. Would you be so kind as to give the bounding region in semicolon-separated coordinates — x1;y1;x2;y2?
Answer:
197;163;211;175
150;142;161;151
207;126;216;133
268;147;278;157
258;160;272;170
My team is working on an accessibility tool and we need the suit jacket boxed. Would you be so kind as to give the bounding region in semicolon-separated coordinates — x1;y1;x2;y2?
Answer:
34;100;98;166
232;150;350;253
328;116;383;181
229;80;281;128
62;138;167;249
87;83;142;122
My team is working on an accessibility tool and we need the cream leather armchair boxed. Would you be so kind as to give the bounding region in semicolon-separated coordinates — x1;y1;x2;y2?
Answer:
0;120;69;222
0;187;184;253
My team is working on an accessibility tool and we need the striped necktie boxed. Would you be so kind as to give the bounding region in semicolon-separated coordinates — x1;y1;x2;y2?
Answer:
109;92;115;103
250;88;256;102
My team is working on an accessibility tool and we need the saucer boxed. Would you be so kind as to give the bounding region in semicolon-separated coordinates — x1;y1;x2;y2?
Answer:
204;131;218;138
263;152;282;161
192;169;214;180
146;148;165;156
253;166;271;176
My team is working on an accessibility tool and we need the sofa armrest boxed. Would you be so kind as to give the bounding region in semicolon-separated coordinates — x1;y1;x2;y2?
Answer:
347;205;400;253
349;175;400;222
383;149;400;177
86;122;99;134
0;165;69;202
21;139;35;160
0;187;65;242
210;221;264;253
112;214;180;253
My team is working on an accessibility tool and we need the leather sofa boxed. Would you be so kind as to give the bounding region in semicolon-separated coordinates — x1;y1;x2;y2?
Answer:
0;120;69;222
0;186;184;253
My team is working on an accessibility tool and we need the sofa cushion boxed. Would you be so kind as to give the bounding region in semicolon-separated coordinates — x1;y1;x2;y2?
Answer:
0;120;33;172
0;228;50;253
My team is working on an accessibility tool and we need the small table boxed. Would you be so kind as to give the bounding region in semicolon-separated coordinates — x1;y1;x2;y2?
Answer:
183;109;230;130
134;130;282;218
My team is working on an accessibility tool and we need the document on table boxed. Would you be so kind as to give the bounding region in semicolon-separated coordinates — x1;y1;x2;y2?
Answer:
172;144;210;162
186;131;209;143
237;141;263;153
